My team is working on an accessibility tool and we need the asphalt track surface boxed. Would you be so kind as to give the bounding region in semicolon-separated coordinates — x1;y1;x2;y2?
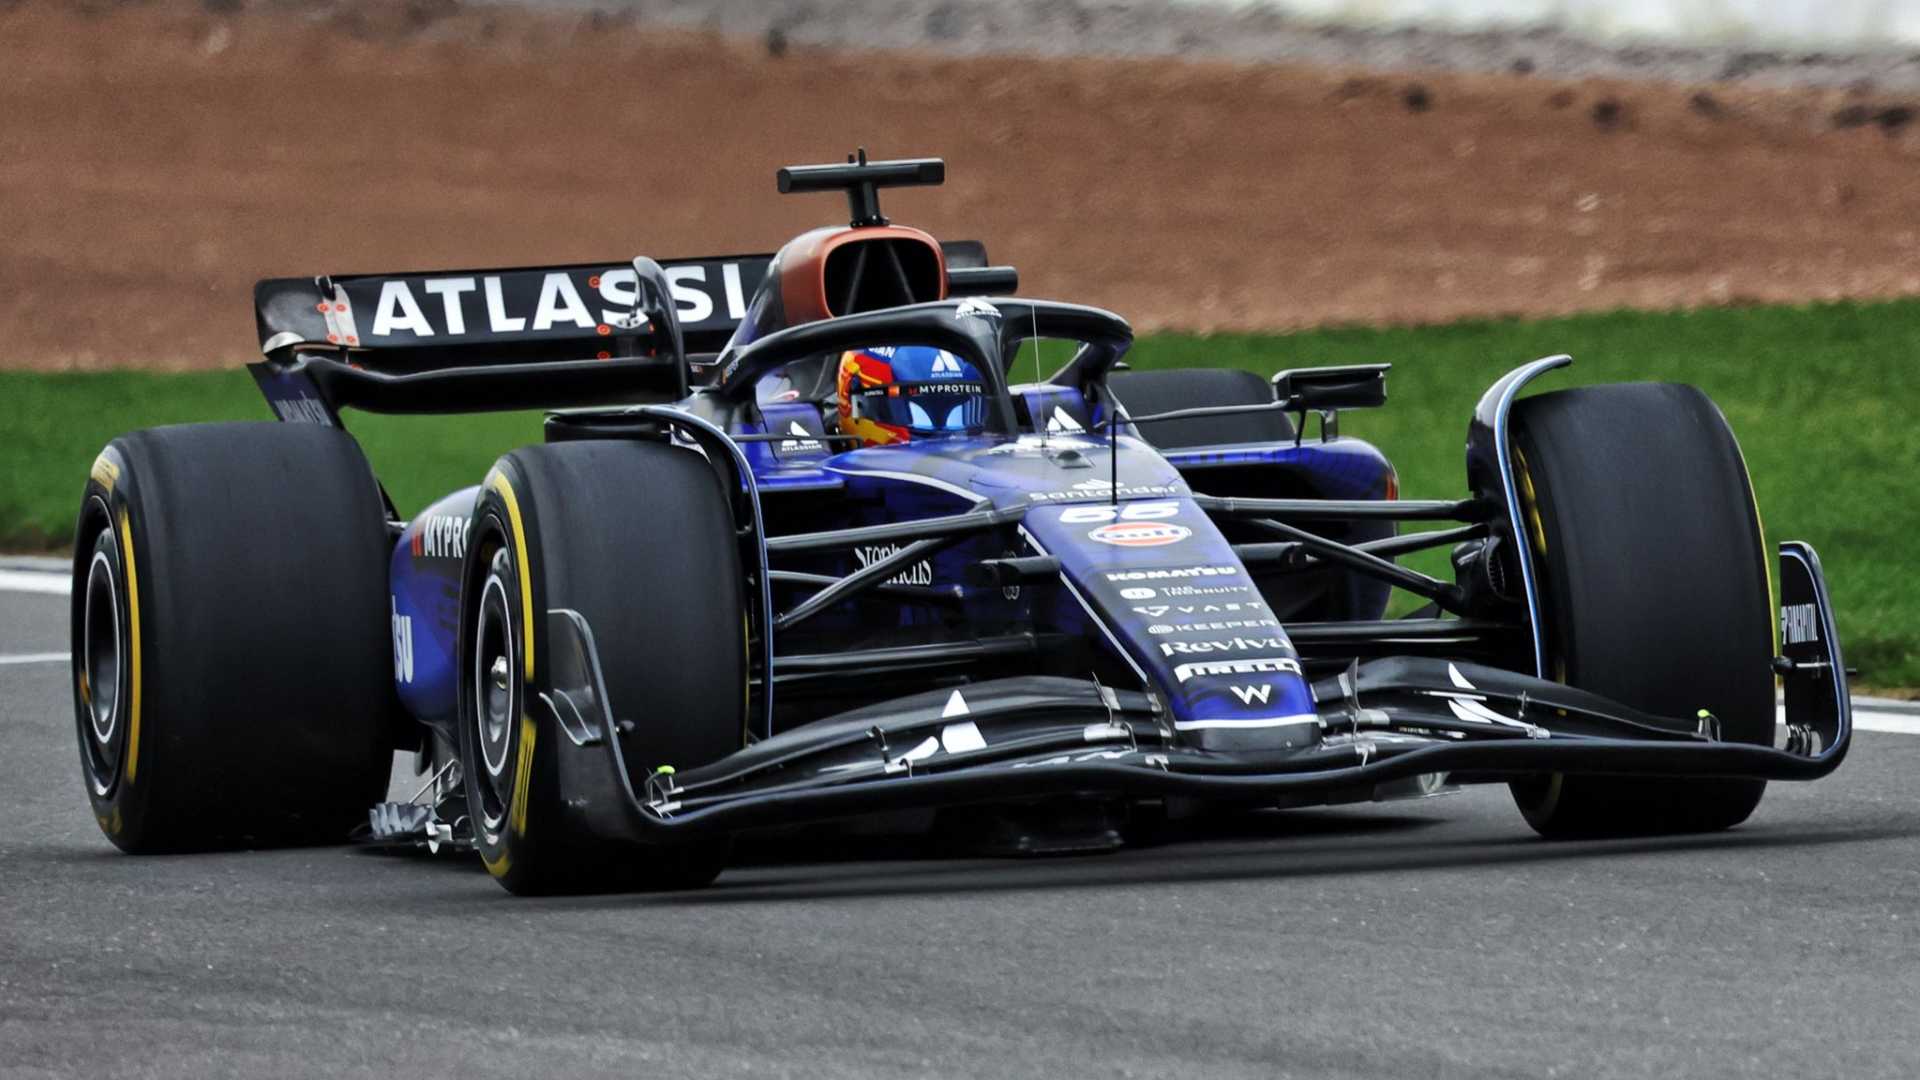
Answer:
4;583;1919;1079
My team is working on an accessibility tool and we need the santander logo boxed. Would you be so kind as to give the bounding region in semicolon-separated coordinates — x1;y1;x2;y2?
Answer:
1088;521;1192;548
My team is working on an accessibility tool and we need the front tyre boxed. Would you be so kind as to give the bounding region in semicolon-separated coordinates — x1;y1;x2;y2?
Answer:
459;441;745;895
1506;383;1776;837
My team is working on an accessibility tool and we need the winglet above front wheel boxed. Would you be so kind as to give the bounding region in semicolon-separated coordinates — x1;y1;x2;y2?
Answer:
1777;541;1851;759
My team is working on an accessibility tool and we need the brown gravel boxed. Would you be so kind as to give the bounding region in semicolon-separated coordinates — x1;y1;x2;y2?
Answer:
6;1;1920;370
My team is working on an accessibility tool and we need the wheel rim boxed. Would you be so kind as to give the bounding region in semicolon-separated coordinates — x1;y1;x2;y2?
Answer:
80;545;124;794
471;557;517;832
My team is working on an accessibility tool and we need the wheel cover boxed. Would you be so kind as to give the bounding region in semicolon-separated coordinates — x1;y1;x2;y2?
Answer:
471;559;518;833
79;546;124;795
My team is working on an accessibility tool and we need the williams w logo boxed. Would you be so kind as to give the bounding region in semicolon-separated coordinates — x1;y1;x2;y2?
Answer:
1230;685;1272;705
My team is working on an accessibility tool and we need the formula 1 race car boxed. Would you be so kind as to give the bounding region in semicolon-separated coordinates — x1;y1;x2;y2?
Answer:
70;153;1851;893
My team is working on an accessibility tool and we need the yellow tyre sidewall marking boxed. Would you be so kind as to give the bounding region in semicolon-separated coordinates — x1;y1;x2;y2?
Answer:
116;507;142;788
1511;445;1548;559
487;470;535;683
482;469;537;876
1727;436;1779;656
91;452;120;492
509;713;537;838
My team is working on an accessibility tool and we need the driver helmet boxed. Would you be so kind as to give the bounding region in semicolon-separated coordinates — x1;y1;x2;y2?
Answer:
836;346;988;448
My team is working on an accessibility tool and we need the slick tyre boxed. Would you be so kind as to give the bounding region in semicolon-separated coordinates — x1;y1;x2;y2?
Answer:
72;423;400;852
1506;383;1775;838
460;440;745;895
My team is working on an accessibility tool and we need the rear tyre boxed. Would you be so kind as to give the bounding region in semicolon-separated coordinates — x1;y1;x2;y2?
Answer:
72;423;400;852
1505;384;1775;838
460;440;745;895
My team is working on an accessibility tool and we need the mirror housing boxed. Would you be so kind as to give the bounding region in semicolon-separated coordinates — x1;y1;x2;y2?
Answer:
1272;363;1390;411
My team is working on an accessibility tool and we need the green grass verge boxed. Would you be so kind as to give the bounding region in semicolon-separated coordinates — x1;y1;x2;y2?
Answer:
4;299;1915;685
0;371;545;549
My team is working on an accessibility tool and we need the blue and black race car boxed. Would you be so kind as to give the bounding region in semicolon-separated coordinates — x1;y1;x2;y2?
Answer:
70;154;1851;894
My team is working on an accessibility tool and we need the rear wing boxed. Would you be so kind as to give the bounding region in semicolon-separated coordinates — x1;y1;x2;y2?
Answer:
248;241;998;421
256;253;774;364
253;240;996;364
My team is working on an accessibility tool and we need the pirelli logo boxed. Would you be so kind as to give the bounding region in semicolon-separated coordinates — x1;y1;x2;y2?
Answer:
1172;657;1303;684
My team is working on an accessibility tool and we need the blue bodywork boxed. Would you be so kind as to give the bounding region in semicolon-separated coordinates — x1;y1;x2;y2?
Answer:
388;385;1395;749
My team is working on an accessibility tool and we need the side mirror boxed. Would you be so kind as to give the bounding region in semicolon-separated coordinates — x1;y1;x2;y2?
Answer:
1272;363;1390;411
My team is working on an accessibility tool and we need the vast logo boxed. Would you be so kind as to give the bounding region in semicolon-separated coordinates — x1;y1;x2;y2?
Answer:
411;514;469;560
1172;657;1302;684
1089;521;1192;547
855;544;935;586
1134;602;1265;618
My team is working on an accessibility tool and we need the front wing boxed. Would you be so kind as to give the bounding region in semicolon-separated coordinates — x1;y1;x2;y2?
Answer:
518;541;1849;845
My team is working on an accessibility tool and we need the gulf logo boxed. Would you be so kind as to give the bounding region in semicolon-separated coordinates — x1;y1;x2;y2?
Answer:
1088;521;1192;547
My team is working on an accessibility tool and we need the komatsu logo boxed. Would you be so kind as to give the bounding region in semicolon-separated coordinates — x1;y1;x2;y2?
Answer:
269;396;333;425
1781;603;1820;645
1104;565;1237;583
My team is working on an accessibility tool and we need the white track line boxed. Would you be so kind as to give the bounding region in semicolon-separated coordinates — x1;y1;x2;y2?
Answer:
1781;707;1920;737
0;652;69;666
1858;715;1920;735
0;571;69;596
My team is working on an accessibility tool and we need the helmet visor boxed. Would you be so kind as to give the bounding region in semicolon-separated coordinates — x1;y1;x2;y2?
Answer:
850;380;988;436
